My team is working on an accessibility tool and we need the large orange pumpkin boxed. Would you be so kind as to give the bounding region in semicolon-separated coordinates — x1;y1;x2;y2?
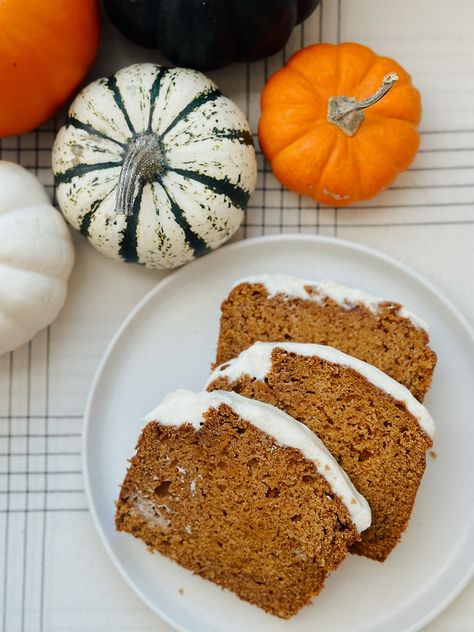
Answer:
0;0;100;138
258;42;421;207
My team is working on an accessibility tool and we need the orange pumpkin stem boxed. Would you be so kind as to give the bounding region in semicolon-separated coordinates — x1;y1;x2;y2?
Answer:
327;72;399;136
115;134;165;215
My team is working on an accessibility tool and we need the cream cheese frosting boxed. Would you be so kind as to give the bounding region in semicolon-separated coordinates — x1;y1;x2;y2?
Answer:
234;274;429;331
207;342;435;439
143;389;372;533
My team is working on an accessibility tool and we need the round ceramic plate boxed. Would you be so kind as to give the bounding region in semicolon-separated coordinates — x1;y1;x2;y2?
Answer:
83;234;474;632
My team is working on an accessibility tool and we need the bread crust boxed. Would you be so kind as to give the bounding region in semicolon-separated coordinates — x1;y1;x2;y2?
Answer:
215;282;436;401
208;348;432;561
116;404;360;618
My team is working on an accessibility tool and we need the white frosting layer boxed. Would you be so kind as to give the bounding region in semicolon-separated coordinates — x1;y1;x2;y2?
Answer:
207;342;435;439
234;274;429;331
144;389;371;533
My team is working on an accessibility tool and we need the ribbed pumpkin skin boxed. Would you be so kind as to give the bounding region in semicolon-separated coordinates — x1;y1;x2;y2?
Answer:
104;0;320;70
0;0;99;138
0;162;74;355
258;43;421;207
52;64;257;269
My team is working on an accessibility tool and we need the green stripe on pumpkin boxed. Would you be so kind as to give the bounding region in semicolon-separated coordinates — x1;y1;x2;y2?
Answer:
65;117;127;149
211;127;254;145
170;168;250;210
172;127;254;148
118;180;145;263
160;88;221;139
106;75;136;136
79;190;116;237
147;67;170;133
160;183;211;258
55;161;122;185
79;207;95;237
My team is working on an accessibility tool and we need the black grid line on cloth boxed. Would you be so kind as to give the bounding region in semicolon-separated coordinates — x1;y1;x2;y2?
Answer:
2;471;82;476
0;433;80;439
40;205;53;632
255;182;474;192
1;352;13;632
1;471;82;476
0;453;80;459
1;488;82;493
247;202;474;210
1;509;88;515
0;415;82;420
20;342;32;632
243;220;474;228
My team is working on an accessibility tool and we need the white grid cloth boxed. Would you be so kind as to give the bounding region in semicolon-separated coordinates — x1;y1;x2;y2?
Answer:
1;1;473;630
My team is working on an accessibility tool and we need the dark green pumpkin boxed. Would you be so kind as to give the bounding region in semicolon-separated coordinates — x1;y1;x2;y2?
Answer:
104;0;320;70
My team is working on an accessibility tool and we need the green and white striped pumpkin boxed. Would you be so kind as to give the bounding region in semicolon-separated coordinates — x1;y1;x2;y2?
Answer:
52;63;257;268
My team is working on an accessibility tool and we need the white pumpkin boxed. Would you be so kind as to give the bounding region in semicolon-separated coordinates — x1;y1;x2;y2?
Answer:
0;161;74;355
52;63;257;269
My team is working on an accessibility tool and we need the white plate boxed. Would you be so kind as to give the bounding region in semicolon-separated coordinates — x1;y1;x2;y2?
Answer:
83;234;474;632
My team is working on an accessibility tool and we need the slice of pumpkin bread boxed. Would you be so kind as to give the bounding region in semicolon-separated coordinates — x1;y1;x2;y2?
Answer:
207;343;435;562
214;274;436;401
115;389;371;619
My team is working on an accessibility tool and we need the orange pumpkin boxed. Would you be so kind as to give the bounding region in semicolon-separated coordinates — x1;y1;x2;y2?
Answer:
258;42;421;207
0;0;100;138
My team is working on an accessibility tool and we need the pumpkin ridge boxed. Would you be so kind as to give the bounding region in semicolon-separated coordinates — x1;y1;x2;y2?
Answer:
147;67;170;133
54;161;122;186
271;121;335;171
106;75;137;136
348;138;363;201
118;179;146;262
283;65;332;100
65;117;127;149
0;255;72;281
366;113;419;128
343;55;381;96
169;168;250;210
359;128;407;170
158;182;211;258
0;308;32;335
160;88;222;140
314;133;347;197
79;191;116;237
331;43;378;95
357;58;412;88
0;267;66;315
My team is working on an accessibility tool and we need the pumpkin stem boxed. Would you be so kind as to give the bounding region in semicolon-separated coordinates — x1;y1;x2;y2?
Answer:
327;73;399;136
115;134;165;215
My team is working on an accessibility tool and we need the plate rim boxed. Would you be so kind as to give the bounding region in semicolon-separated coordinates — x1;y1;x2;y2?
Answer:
82;233;474;632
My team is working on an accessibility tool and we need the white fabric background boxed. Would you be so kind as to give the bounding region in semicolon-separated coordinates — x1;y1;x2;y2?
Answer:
1;1;473;630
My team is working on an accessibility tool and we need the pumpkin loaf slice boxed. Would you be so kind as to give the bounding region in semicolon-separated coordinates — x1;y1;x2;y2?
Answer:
215;274;436;401
207;343;435;562
115;389;371;619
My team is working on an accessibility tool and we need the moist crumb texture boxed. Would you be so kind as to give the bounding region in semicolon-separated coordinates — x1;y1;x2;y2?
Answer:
115;404;360;618
215;282;436;401
208;348;433;561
